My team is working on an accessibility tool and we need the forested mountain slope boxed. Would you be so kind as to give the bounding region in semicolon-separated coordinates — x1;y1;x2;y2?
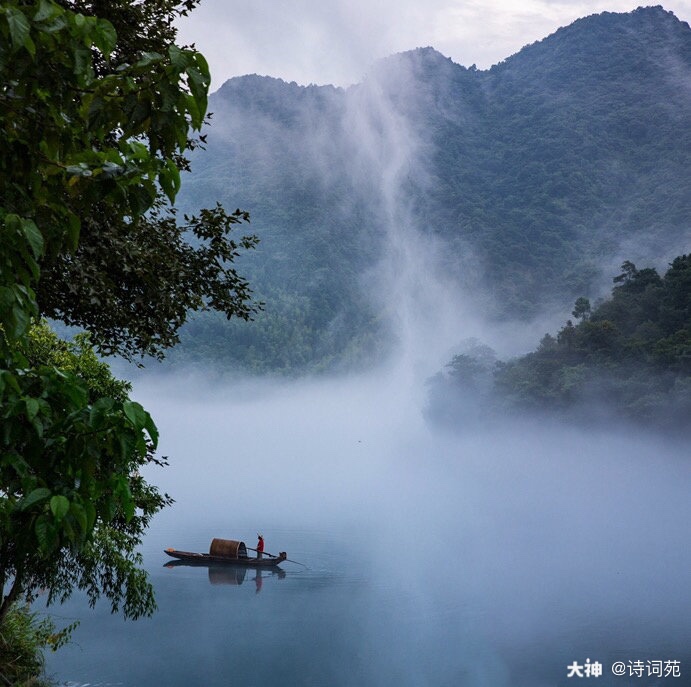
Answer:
169;6;691;372
426;254;691;431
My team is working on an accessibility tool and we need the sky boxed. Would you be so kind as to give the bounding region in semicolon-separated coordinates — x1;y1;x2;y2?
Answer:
177;0;691;90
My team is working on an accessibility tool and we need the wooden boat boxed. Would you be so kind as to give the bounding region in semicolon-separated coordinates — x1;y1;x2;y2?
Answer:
164;538;287;568
164;549;286;567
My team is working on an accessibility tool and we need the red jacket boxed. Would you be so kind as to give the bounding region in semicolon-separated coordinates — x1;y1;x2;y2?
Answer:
257;538;264;553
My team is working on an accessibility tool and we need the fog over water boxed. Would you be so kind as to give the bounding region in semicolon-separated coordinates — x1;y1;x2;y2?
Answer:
45;363;691;686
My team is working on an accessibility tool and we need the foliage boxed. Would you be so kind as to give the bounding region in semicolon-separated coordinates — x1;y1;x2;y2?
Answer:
1;0;197;337
39;202;260;360
572;297;591;322
0;0;259;361
489;256;691;428
0;0;239;657
0;603;75;686
1;322;171;625
425;340;498;425
20;321;130;401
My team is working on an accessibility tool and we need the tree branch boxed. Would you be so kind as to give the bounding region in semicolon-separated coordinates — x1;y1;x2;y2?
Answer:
0;573;23;626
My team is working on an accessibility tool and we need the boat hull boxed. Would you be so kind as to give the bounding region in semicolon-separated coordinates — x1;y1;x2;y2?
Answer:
164;548;286;567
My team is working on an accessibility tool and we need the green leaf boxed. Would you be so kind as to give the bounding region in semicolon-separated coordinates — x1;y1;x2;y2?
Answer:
21;218;44;259
59;376;88;409
83;500;96;531
50;495;70;520
118;431;136;460
93;19;117;56
122;401;158;445
143;412;159;448
123;400;146;430
136;51;163;68
22;34;36;57
25;397;39;421
10;303;31;338
184;92;203;131
35;515;58;554
19;487;51;511
66;213;81;251
125;185;147;217
0;370;20;395
66;161;95;178
69;501;88;535
34;0;62;23
167;44;188;70
3;212;21;235
192;51;210;82
5;8;31;51
159;159;181;203
89;397;113;431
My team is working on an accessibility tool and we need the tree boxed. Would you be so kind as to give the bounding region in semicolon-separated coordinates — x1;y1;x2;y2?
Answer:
572;296;591;321
0;0;253;632
33;1;263;361
0;0;260;361
38;201;260;360
487;255;691;428
612;259;638;286
445;340;497;390
612;260;662;296
0;322;171;623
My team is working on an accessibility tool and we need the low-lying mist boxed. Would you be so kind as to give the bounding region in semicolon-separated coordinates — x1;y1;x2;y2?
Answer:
133;364;690;661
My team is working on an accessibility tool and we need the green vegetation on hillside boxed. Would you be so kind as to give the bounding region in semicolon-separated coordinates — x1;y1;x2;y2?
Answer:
169;7;691;372
429;255;691;430
496;255;690;425
0;602;73;686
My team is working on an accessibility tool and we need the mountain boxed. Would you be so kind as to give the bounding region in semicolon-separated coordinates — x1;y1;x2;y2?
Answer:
168;6;691;373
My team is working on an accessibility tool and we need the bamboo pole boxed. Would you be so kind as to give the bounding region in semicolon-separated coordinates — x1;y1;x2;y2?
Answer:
246;547;307;567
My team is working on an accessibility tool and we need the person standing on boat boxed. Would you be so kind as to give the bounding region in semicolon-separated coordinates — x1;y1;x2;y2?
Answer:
256;534;264;560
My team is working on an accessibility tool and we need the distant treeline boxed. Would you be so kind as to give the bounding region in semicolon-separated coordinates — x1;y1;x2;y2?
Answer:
427;255;691;431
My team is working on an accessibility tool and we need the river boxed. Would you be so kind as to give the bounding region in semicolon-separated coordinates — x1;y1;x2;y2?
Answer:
44;371;691;686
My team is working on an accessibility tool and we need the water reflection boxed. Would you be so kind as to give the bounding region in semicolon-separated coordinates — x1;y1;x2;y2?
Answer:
163;560;286;587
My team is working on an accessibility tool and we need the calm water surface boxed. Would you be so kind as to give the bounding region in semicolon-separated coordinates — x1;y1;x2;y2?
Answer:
44;374;691;687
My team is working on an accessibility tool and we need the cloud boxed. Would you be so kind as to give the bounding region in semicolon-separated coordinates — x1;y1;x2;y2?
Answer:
178;0;691;88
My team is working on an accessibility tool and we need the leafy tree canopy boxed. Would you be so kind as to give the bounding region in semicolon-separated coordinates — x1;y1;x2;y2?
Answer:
0;322;171;623
165;7;689;372
1;0;260;360
0;0;254;634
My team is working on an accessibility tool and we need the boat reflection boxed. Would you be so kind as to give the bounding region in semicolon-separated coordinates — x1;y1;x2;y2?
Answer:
163;559;286;588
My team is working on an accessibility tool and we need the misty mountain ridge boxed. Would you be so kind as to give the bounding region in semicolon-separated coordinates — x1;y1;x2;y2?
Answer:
170;5;691;374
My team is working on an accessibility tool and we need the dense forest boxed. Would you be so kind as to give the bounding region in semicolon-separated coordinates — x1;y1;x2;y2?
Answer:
162;6;691;373
427;255;691;431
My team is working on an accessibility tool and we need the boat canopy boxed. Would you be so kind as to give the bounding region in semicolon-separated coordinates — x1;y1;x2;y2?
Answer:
209;538;248;559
